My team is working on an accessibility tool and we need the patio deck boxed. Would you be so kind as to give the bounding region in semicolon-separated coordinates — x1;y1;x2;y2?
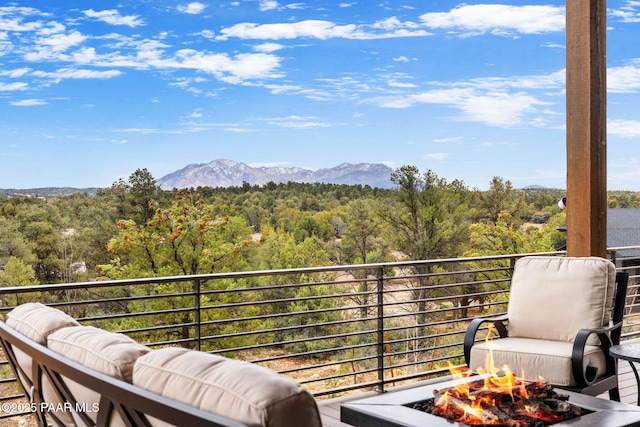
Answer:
317;343;640;427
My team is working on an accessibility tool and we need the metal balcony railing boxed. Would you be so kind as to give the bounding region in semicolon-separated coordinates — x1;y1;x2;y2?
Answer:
1;248;640;423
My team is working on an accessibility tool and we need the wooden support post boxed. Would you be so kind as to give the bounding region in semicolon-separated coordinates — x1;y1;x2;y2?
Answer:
565;0;607;257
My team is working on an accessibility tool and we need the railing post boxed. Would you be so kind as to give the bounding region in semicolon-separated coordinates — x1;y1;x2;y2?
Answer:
376;267;385;392
193;279;201;351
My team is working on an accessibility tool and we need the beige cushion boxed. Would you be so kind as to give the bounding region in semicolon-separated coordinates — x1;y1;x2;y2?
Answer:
133;347;322;427
46;326;151;426
6;302;79;344
508;256;615;343
5;303;79;400
469;337;606;387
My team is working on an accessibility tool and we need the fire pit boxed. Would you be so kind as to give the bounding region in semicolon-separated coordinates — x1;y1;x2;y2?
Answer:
340;377;640;427
422;375;583;425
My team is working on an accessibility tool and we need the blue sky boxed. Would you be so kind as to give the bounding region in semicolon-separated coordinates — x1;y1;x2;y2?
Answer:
1;1;640;190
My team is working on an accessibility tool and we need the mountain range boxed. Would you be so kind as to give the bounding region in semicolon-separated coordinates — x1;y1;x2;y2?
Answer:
156;159;395;190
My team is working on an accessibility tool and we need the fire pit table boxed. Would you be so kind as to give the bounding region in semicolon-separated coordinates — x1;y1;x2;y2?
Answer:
340;378;640;427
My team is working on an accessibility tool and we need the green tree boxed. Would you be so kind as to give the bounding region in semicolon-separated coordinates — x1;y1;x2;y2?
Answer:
0;217;35;269
98;190;251;346
129;168;161;222
15;203;64;283
99;190;247;278
339;199;389;316
473;176;528;224
467;212;554;256
380;166;471;337
0;256;40;306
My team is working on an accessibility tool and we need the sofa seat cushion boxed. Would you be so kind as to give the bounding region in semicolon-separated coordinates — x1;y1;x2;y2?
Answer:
469;337;606;387
133;347;322;427
45;326;151;425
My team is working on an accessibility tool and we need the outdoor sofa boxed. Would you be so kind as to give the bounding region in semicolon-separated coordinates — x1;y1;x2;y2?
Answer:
0;302;322;427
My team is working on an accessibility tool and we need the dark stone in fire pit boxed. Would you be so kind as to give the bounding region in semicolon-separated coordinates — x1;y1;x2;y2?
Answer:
340;377;640;427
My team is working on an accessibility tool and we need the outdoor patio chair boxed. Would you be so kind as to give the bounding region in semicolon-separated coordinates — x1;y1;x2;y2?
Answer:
463;256;629;400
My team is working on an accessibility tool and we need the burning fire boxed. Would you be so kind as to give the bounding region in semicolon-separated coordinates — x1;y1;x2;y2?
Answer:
431;329;565;425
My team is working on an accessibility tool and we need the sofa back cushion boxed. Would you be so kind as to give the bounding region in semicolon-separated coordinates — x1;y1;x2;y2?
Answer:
5;303;79;399
133;347;322;427
46;326;151;426
507;256;616;343
6;303;79;344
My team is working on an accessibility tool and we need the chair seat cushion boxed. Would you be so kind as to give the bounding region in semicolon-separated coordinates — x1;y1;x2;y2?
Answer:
469;337;606;387
133;347;322;427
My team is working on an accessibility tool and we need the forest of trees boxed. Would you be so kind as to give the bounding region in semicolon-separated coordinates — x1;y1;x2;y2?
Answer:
1;165;640;289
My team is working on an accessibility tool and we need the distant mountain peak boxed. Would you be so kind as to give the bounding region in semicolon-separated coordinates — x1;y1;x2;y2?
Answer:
157;160;394;190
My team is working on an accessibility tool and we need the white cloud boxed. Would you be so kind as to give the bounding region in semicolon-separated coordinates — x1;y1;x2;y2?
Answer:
388;80;417;88
608;61;640;92
420;4;565;36
83;9;144;27
262;115;333;128
0;68;31;78
199;30;215;39
609;119;640;137
0;7;44;32
171;50;283;84
24;30;87;60
32;68;122;83
224;127;254;132
424;153;449;160
217;20;358;40
433;137;463;144
10;98;47;106
364;87;549;127
259;1;280;11
254;42;285;53
37;21;66;36
373;17;420;30
216;19;430;40
0;82;28;91
610;1;640;23
177;3;207;14
542;42;565;49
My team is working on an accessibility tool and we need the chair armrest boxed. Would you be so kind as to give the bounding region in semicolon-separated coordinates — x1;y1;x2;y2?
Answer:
571;321;621;388
464;315;508;366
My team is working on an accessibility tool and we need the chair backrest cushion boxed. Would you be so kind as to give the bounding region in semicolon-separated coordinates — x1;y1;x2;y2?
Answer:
507;256;615;343
133;347;322;427
46;325;151;425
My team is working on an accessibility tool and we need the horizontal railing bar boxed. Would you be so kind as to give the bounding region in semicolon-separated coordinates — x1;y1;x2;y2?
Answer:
248;342;379;364
79;307;195;323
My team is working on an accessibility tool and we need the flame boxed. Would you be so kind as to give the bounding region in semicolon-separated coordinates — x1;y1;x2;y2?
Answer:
433;326;563;425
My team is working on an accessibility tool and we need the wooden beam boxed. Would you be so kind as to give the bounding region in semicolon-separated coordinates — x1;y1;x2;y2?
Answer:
565;0;607;257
